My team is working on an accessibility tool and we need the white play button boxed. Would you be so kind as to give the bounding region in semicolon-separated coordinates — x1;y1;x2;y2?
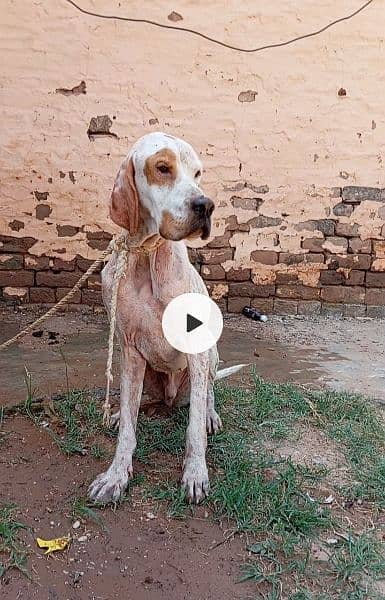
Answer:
162;293;223;354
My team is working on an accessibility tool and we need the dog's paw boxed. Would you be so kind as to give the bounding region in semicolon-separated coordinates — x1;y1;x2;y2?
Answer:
206;409;222;435
88;467;130;504
181;460;209;504
109;410;120;429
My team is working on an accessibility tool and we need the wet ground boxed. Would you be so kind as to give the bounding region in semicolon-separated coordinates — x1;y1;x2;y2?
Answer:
0;306;384;408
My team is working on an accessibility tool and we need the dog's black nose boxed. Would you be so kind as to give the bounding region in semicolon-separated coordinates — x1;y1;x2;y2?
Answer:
191;196;215;217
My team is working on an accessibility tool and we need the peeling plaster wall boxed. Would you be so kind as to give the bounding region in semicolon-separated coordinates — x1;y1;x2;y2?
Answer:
0;1;384;312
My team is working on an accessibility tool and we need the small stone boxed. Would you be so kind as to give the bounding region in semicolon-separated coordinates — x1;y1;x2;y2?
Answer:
146;512;156;520
326;538;338;545
168;11;183;21
78;535;88;542
72;520;81;529
238;90;257;103
323;495;334;504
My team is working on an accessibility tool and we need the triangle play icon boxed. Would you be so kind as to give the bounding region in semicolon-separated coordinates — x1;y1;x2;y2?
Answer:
186;313;203;333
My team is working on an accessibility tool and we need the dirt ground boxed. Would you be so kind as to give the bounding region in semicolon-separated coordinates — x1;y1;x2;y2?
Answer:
0;416;256;600
1;306;384;406
0;306;384;599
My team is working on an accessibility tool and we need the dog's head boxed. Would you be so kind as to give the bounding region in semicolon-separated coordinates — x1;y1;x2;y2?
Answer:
109;132;214;241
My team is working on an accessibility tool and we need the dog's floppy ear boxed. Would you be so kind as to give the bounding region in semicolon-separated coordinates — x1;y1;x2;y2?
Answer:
109;156;139;235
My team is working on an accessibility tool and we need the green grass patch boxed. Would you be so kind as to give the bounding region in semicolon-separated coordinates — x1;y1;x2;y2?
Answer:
20;370;385;597
0;503;30;580
138;375;385;598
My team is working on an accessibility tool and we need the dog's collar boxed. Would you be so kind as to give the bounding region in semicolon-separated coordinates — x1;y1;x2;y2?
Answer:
111;234;165;256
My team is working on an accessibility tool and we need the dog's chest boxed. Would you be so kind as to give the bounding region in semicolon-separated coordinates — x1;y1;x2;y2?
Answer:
101;255;187;371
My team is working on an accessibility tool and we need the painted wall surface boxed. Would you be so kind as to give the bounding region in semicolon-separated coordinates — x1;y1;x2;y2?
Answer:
0;1;384;312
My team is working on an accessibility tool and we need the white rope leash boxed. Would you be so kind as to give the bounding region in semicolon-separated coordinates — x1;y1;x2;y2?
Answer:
0;233;128;425
102;237;128;425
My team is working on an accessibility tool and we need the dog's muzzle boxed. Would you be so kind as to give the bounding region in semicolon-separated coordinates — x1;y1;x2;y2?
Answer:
190;195;214;240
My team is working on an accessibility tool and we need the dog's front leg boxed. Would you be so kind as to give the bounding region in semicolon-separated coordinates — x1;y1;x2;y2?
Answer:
181;352;209;504
88;344;145;504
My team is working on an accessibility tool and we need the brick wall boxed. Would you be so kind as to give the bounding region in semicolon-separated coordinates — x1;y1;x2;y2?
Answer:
1;1;384;315
1;185;384;316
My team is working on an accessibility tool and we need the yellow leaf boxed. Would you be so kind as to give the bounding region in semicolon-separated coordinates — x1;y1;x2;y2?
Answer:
36;536;70;554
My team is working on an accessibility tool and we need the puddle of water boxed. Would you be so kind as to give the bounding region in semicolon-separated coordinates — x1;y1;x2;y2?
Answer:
0;314;383;407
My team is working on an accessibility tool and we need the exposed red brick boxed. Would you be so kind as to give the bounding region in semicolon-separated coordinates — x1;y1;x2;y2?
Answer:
224;215;249;232
207;232;231;248
273;299;298;315
86;230;113;240
320;270;344;285
342;186;383;203
321;286;365;304
86;231;113;251
56;224;80;237
297;301;321;315
275;272;299;284
248;215;282;229
35;204;51;220
335;223;359;237
327;254;371;270
228;297;249;313
0;270;34;287
201;265;226;280
24;255;50;270
76;255;98;272
295;219;335;236
366;272;385;288
250;298;274;314
301;238;324;252
56;287;81;303
344;270;365;286
276;285;320;300
87;238;110;251
215;298;227;313
231;197;261;210
228;282;274;297
0;254;23;270
321;303;344;316
198;248;233;264
0;235;37;253
373;241;385;258
279;253;324;265
333;202;352;217
324;236;348;252
29;287;55;303
81;289;103;305
226;268;251;281
52;257;76;271
36;270;83;287
9;220;25;232
365;288;385;305
3;287;29;302
250;250;278;265
348;238;372;254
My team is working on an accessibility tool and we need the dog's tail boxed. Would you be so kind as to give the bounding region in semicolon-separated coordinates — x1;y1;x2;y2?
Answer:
215;364;248;381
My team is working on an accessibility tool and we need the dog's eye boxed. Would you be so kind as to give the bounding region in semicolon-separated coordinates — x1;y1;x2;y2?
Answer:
195;170;201;178
157;164;170;174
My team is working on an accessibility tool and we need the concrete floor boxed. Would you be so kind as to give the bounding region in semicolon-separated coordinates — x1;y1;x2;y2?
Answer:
0;306;384;408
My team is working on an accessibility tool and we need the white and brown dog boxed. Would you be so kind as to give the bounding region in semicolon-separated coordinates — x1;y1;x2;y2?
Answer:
88;132;242;505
